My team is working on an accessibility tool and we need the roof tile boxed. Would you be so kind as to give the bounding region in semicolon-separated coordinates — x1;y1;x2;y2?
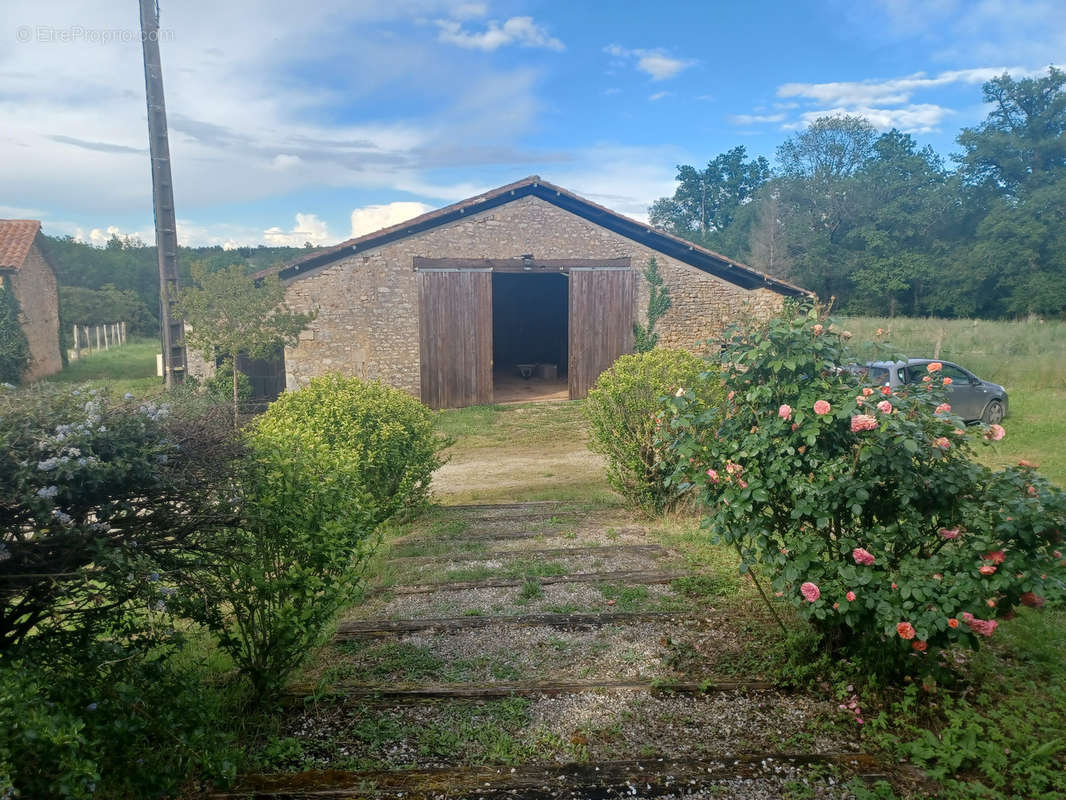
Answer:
0;220;42;271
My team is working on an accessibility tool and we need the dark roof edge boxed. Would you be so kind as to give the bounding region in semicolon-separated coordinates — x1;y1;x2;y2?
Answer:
257;177;811;298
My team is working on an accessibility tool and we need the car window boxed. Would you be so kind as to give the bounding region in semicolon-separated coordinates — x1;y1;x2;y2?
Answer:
941;364;971;383
896;367;908;384
866;366;889;384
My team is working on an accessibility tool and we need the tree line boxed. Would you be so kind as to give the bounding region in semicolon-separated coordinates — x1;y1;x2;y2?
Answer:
650;67;1066;318
38;236;309;339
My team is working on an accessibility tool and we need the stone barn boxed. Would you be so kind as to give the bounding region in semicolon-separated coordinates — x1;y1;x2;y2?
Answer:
0;220;62;382
193;176;809;408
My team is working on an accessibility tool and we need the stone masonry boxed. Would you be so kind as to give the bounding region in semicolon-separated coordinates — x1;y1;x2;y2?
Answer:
6;238;62;382
275;195;786;397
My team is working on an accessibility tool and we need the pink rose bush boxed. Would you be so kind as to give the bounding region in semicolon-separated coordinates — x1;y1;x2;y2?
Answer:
663;305;1066;672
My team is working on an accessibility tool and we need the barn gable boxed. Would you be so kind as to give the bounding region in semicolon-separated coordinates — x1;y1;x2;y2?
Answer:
261;176;809;298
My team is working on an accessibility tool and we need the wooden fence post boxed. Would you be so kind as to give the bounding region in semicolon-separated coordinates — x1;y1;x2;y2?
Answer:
95;325;101;352
72;325;80;360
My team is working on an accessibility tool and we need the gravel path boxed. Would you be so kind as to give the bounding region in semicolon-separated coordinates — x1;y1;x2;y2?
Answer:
251;503;884;796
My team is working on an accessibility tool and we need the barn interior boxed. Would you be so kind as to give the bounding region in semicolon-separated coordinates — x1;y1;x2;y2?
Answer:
491;272;569;402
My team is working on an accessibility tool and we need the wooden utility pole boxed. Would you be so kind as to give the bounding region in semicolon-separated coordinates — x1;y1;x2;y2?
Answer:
139;0;185;386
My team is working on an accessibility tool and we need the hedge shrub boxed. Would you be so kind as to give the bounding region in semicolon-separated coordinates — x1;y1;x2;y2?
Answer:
666;304;1066;673
253;375;447;523
584;348;725;513
174;438;379;699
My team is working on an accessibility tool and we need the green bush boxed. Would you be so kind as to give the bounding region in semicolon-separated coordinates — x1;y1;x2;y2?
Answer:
253;374;449;523
0;278;29;384
584;348;725;513
667;304;1066;673
0;646;238;799
174;438;379;700
203;364;254;407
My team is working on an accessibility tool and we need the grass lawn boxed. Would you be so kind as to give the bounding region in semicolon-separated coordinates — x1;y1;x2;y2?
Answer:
42;337;164;398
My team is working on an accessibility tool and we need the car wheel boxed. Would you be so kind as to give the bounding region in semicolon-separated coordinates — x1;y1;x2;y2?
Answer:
983;399;1004;425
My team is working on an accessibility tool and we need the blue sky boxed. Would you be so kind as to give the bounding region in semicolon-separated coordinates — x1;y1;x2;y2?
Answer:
1;0;1062;247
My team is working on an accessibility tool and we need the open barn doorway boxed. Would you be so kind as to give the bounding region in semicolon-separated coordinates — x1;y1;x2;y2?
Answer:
492;272;569;403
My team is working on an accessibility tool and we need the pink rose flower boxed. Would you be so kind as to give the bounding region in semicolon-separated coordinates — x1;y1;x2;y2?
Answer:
979;565;996;575
939;527;960;539
934;437;951;449
986;550;1006;564
812;324;824;335
862;387;874;397
846;591;857;602
800;582;820;602
852;547;875;566
985;424;1005;442
855;396;865;406
897;622;916;640
727;390;735;401
935;403;951;414
736;478;748;489
1020;592;1045;608
927;362;942;373
876;400;892;414
706;469;719;483
725;462;743;476
943;377;953;385
778;404;792;419
961;612;997;637
1018;459;1039;468
813;400;831;416
850;414;877;432
912;640;927;652
880;386;892;396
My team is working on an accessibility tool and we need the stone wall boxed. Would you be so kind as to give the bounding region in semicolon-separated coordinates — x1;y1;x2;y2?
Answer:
191;195;787;398
12;241;62;381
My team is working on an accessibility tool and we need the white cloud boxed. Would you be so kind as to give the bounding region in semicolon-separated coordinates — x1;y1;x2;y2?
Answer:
0;0;554;231
350;201;433;237
263;213;330;247
787;104;953;134
648;91;670;101
777;67;1038;107
604;45;695;81
451;2;488;19
730;112;786;125
269;154;302;170
436;16;564;51
74;224;153;247
739;63;1061;134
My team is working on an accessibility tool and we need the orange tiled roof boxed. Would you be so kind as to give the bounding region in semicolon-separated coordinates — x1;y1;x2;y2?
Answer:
0;220;42;271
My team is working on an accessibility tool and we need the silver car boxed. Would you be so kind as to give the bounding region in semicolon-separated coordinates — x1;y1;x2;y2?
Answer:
855;359;1008;424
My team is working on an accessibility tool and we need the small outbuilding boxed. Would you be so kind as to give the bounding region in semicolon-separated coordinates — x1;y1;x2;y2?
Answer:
191;176;809;409
0;220;62;382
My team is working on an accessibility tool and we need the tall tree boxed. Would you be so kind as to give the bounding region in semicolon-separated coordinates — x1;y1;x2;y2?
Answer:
771;115;879;302
179;263;313;425
649;146;770;249
956;67;1066;198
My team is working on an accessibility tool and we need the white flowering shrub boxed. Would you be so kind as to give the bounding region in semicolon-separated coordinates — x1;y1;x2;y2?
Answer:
0;384;241;798
0;384;239;651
